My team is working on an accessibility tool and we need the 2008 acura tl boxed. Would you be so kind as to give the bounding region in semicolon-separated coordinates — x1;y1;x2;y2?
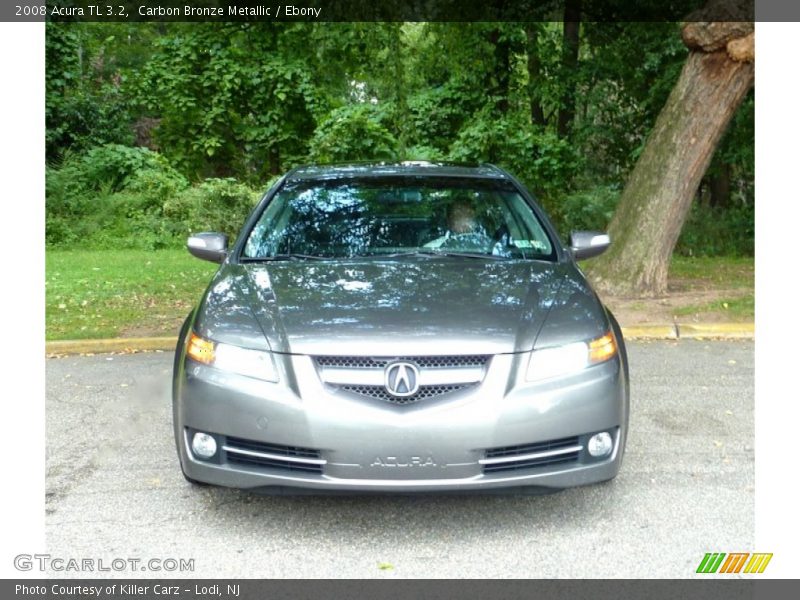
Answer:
173;162;629;493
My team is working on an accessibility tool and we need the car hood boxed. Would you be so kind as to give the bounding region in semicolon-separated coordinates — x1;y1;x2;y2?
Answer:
212;258;573;356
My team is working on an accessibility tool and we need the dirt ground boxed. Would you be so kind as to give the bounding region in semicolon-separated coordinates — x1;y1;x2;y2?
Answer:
603;287;753;325
597;258;754;326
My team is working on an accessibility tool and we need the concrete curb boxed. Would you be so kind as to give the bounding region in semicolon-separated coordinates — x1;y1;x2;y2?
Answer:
622;323;754;340
620;325;678;339
677;322;755;339
46;323;754;355
46;337;177;355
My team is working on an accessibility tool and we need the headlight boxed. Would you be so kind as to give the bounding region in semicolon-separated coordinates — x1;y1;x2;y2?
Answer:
186;332;279;382
526;331;617;382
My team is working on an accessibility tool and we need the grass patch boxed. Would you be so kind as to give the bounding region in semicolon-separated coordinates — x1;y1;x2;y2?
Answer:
668;256;753;291
46;249;217;340
673;295;755;321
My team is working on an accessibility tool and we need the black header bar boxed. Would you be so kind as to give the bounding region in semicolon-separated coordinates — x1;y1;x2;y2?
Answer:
3;0;768;23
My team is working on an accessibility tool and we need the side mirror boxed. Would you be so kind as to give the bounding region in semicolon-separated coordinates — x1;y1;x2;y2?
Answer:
187;232;228;263
569;231;611;261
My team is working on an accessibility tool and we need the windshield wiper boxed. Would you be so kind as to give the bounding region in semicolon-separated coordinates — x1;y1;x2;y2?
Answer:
243;253;329;262
434;251;512;260
368;250;510;260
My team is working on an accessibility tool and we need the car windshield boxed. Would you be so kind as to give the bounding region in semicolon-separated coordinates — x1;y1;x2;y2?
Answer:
242;176;556;261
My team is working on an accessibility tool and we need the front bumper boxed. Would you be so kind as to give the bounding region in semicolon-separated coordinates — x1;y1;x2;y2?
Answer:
175;352;628;492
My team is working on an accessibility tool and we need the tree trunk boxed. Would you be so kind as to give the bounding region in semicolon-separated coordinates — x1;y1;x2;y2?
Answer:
268;146;281;176
587;23;754;297
710;162;731;208
557;0;581;138
525;23;546;127
488;27;511;115
388;24;409;153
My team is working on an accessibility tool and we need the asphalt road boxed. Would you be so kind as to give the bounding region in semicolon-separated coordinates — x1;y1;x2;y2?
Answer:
45;340;754;578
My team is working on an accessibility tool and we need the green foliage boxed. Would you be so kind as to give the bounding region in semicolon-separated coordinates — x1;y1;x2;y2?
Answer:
67;144;188;195
137;23;321;180
47;150;262;249
45;21;754;257
46;24;134;161
553;186;620;238
449;111;579;203
676;203;754;258
308;104;399;163
405;84;480;154
404;145;447;161
163;178;262;241
46;146;192;249
574;23;687;182
46;145;189;233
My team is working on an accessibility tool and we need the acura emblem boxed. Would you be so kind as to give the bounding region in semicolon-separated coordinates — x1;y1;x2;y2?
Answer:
384;362;420;397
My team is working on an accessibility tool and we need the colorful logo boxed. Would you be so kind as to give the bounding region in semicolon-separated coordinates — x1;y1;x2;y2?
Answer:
696;552;773;574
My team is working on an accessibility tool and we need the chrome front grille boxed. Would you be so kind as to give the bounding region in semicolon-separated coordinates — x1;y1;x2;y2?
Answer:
315;355;490;369
341;383;475;404
315;354;490;405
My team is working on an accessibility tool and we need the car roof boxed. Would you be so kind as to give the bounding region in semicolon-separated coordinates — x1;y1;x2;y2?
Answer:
285;161;509;182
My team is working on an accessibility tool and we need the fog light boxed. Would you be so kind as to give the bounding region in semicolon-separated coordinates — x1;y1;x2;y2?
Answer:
191;432;217;459
588;432;613;457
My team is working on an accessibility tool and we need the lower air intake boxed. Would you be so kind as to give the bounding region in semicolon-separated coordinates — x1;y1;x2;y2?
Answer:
482;436;581;474
224;436;324;474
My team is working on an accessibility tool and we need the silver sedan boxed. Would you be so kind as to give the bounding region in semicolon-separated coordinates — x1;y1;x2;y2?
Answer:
173;162;629;493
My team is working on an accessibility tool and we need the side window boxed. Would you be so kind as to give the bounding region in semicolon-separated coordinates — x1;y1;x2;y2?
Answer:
505;194;553;255
244;196;290;257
